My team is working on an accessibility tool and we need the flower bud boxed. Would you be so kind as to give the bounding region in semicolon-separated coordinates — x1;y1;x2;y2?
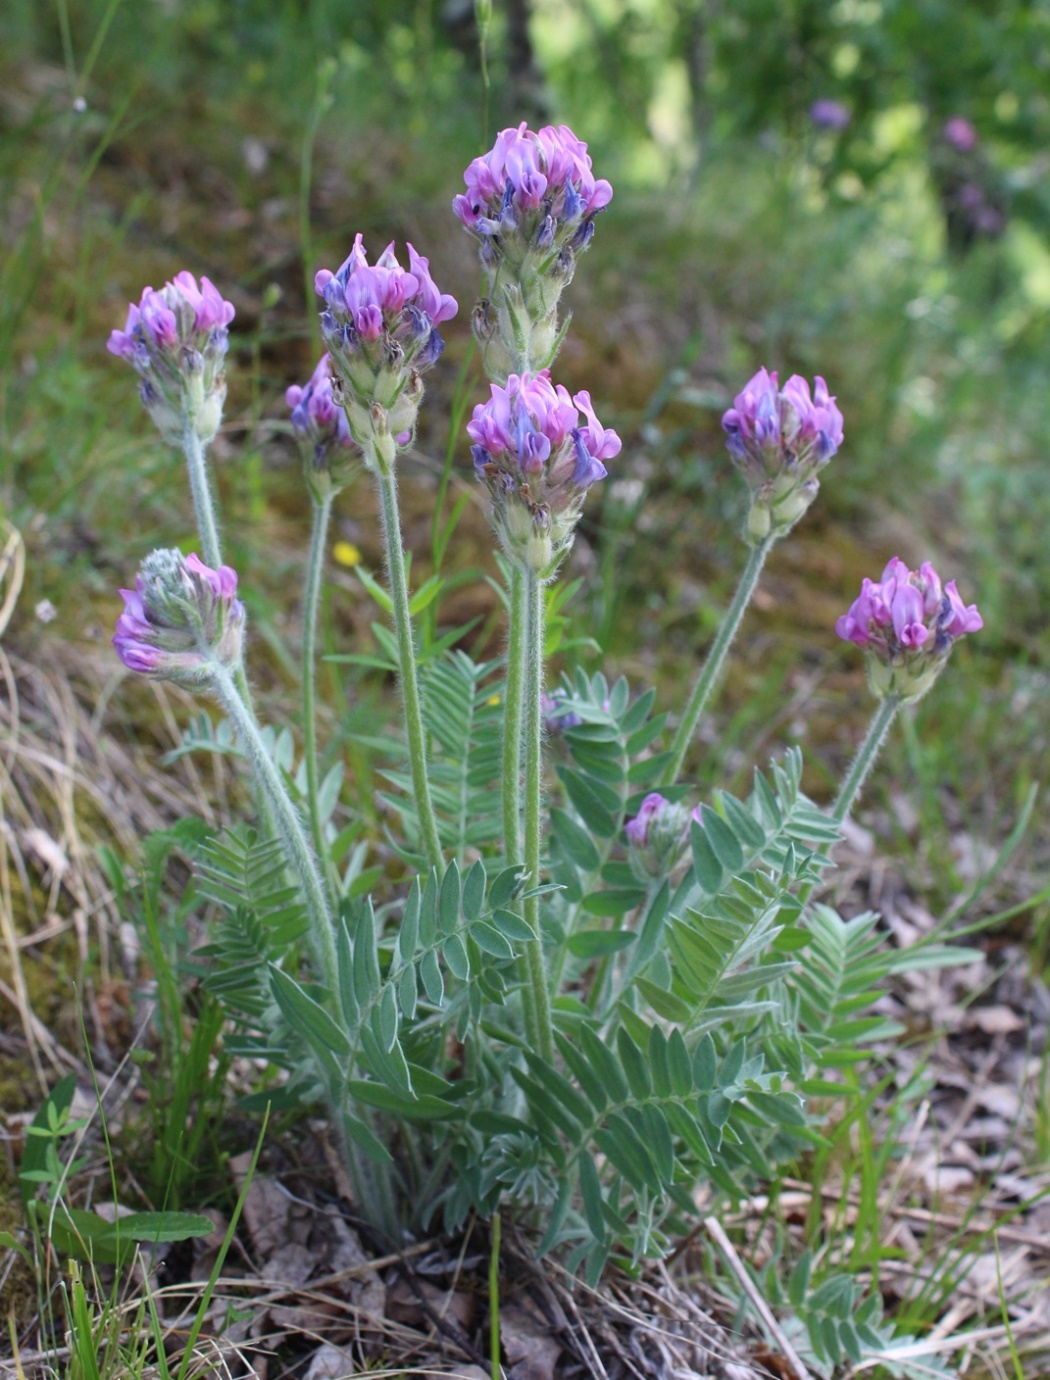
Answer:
836;557;982;702
468;372;620;577
722;368;843;545
625;793;694;880
114;549;245;685
108;272;235;446
286;353;359;500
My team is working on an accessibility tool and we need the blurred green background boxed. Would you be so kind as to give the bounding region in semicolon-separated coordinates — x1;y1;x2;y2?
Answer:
2;0;1048;921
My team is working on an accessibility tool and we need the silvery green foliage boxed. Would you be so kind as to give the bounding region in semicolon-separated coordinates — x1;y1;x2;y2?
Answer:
179;659;962;1291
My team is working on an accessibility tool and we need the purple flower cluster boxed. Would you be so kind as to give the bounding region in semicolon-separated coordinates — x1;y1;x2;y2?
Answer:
115;549;245;684
837;557;982;700
315;236;458;448
286;354;358;498
943;117;978;152
809;100;851;131
454;123;612;379
108;271;236;445
722;368;844;543
468;371;621;574
453;123;613;249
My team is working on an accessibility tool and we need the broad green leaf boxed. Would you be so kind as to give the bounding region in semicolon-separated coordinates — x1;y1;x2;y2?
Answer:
557;769;618;839
347;1080;457;1119
470;921;515;959
269;965;349;1057
351;901;381;1008
647;1025;671;1096
439;861;461;935
419;948;444;1003
511;1069;581;1142
579;1025;629;1102
491;907;537;943
343;1113;394;1163
336;919;359;1029
693;1032;718;1090
581;889;646;918
699;804;744;871
360;1022;413;1098
555;1031;608;1113
716;791;766;849
398;963;417;1020
566;929;636;959
523;1053;593;1127
619;687;656;736
578;1154;607;1243
690;819;724;893
377;983;398;1052
636;976;691;1024
443;932;469;980
551;808;602;872
616;1028;651;1099
419;869;438;944
595;1115;657;1191
399;878;421;962
666;1029;693;1095
462;860;486;920
489;865;524;908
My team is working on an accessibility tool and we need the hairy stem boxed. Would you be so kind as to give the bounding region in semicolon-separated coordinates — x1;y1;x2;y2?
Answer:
181;425;223;574
212;664;336;981
501;567;527;868
370;438;444;872
302;492;337;902
666;534;776;785
832;693;902;824
522;568;554;1064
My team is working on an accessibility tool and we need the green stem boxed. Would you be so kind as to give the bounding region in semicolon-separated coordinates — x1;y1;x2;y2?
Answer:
522;568;554;1064
181;425;223;574
302;492;337;901
502;567;527;868
370;440;444;872
666;534;775;785
182;425;274;837
212;664;336;981
831;693;902;824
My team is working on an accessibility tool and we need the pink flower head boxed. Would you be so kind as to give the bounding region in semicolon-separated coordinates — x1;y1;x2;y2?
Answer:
114;549;245;684
468;372;619;573
315;236;457;426
809;99;851;131
107;272;235;444
453;121;612;246
943;117;978;152
837;557;982;700
722;367;843;541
